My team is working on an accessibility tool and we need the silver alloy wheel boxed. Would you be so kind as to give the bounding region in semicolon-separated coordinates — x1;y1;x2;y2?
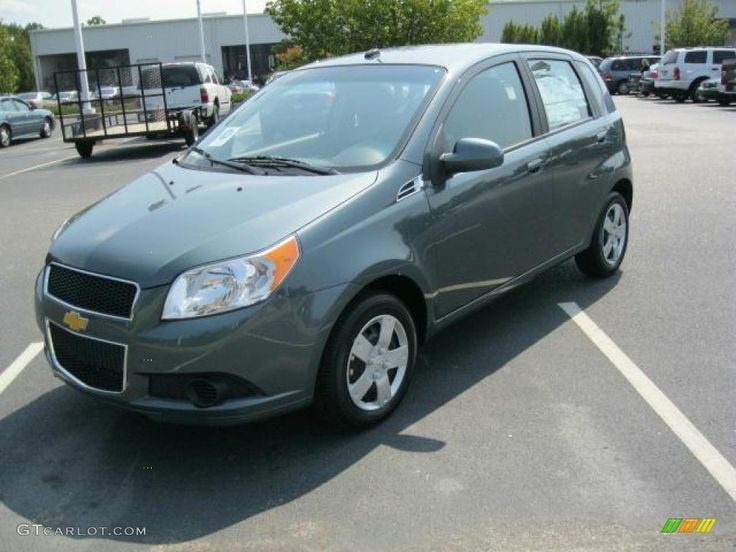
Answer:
346;314;409;411
601;203;627;266
0;126;9;147
42;120;50;136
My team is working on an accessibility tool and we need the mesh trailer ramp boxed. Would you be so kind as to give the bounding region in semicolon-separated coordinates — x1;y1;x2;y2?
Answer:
54;63;199;159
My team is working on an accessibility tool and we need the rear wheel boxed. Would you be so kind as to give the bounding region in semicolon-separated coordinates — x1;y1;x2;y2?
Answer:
314;292;417;428
575;192;629;278
75;141;93;158
183;121;199;146
718;97;732;106
208;102;220;128
674;92;687;103
0;124;10;148
39;117;52;138
616;81;629;95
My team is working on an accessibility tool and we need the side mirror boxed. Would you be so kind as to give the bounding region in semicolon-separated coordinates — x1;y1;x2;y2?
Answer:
440;137;504;175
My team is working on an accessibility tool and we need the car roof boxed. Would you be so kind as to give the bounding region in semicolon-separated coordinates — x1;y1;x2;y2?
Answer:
300;43;587;75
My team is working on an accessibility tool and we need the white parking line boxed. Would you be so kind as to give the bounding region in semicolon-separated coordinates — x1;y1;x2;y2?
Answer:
0;342;44;396
0;156;78;181
559;302;736;503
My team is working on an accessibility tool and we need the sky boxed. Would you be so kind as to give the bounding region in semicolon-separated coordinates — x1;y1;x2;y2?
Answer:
0;0;268;28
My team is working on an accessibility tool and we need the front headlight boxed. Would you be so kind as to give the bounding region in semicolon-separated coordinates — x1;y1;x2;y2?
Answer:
161;236;300;320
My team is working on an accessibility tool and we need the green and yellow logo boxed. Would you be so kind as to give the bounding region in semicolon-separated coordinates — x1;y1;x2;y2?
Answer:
661;517;716;534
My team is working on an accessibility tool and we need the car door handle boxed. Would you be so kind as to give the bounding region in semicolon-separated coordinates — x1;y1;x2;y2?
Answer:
596;131;607;143
527;158;545;173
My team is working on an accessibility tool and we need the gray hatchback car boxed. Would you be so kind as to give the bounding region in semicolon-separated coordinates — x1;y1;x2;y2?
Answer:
35;44;632;427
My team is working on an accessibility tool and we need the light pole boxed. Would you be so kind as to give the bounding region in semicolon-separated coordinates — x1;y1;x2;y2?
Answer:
660;0;666;55
70;0;93;112
242;0;253;83
196;0;207;63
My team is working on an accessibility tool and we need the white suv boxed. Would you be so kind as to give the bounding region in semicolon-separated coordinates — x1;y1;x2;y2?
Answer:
142;62;232;126
655;47;736;102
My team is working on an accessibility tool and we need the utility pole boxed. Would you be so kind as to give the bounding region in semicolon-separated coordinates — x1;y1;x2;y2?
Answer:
70;0;93;112
196;0;207;62
659;0;666;55
242;0;253;82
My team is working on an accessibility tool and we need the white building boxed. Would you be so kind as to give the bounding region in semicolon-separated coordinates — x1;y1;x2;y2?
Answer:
30;0;736;90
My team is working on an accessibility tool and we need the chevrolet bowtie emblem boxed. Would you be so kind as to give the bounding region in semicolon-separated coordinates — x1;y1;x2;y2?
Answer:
63;311;89;332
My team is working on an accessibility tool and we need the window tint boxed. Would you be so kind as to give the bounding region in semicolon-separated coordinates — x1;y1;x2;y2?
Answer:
684;51;707;64
576;61;608;115
713;50;736;64
528;59;590;130
442;62;532;150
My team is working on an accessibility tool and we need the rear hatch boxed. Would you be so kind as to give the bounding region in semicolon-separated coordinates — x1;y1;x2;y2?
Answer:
657;50;679;82
142;65;203;112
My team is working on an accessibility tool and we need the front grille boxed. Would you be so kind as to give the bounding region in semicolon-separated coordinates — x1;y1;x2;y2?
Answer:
48;322;125;392
47;264;137;319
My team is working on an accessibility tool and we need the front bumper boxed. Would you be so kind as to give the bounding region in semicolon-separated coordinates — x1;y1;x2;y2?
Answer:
35;266;353;425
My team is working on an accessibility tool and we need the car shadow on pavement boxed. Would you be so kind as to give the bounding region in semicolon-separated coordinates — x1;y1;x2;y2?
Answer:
0;261;621;545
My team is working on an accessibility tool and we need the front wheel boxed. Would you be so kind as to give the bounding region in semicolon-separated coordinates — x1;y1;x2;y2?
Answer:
40;117;52;138
0;125;10;148
314;292;417;428
575;192;629;278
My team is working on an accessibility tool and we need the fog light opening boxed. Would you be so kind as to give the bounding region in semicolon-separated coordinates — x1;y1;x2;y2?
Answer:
186;378;227;408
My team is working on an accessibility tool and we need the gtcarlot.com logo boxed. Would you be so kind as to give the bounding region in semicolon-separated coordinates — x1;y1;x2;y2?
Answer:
17;524;146;537
661;517;716;534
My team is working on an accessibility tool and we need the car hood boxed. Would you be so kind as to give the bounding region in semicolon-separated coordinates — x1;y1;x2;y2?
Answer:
50;162;377;288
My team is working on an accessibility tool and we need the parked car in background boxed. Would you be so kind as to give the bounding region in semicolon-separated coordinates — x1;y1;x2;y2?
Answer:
226;78;259;94
655;47;736;102
720;58;736;106
0;96;55;147
35;44;633;427
141;62;232;127
633;63;659;96
17;91;53;109
599;55;660;94
54;90;79;103
695;78;724;103
93;86;121;101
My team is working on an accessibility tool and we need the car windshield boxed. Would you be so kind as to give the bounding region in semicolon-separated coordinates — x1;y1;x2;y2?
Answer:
17;93;37;100
189;64;445;172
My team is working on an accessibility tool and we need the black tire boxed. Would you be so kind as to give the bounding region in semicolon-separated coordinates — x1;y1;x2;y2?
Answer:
674;93;687;103
575;192;629;278
75;141;93;158
0;124;10;148
39;117;52;138
689;79;707;102
184;121;199;146
616;81;629;95
208;102;219;128
314;292;417;428
718;97;732;106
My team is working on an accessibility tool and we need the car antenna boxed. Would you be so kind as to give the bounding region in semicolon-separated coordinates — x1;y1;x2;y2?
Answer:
365;48;381;61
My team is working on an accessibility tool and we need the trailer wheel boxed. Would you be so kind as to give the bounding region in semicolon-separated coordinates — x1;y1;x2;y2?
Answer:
183;121;199;146
75;141;94;158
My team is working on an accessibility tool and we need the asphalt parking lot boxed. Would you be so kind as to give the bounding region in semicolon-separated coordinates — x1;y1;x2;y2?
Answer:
0;96;734;551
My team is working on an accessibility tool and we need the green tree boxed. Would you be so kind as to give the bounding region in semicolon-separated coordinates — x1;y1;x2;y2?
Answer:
583;0;621;55
265;0;488;62
86;16;106;25
665;0;728;48
0;25;20;93
539;14;562;46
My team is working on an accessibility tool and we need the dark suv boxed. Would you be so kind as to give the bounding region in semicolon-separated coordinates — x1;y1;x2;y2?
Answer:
721;58;736;106
599;55;660;94
36;44;633;427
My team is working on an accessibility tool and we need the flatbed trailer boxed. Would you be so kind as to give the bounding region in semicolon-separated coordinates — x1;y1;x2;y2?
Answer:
54;62;199;158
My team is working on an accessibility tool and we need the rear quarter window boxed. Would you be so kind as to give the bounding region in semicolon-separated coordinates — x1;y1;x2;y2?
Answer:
662;50;679;65
684;51;707;64
576;61;614;115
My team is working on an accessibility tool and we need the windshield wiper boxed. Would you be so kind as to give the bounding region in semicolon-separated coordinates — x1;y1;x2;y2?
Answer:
190;146;264;175
228;155;340;175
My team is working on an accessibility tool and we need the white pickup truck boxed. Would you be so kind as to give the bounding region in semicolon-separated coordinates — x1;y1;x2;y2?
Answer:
141;62;232;126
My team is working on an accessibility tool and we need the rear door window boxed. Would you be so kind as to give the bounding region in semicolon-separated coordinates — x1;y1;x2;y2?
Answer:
528;59;591;130
684;51;707;64
713;50;736;64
